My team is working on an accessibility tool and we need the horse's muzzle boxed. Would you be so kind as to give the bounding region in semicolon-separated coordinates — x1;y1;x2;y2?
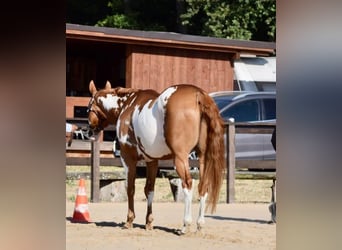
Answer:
88;125;102;137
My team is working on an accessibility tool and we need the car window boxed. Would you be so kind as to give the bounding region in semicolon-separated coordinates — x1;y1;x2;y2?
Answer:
221;99;259;122
263;98;276;120
212;96;233;110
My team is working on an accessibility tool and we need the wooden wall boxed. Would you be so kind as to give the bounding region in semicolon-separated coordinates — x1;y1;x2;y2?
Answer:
126;45;234;93
66;97;90;118
67;44;235;120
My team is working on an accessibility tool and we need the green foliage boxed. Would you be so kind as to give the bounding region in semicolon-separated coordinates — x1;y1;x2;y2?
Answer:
96;0;174;31
97;14;139;29
181;0;276;41
96;0;134;28
67;0;275;42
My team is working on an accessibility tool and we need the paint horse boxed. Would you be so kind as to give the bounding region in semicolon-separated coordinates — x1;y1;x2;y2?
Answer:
87;80;225;234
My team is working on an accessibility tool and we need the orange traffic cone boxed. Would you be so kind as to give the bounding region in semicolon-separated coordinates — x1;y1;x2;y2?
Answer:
72;178;91;223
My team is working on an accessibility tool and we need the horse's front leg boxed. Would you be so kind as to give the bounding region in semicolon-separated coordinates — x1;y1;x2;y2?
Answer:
144;160;159;230
121;156;137;229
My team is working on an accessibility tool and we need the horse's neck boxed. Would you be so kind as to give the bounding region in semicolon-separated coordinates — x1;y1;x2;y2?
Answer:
118;91;159;122
97;91;135;123
119;92;139;112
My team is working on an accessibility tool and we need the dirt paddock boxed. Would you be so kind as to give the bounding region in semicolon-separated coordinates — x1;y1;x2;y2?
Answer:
66;201;276;250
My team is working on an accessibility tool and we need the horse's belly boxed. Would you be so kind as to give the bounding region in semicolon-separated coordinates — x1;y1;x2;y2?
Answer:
132;101;171;158
137;130;171;158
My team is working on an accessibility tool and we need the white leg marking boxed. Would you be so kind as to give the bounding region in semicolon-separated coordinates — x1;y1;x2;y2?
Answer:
147;191;154;206
181;188;193;234
197;192;208;230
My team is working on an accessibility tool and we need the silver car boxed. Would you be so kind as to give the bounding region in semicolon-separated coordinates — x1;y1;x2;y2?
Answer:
210;91;276;161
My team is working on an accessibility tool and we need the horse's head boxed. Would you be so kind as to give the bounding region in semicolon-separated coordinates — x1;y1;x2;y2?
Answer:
88;80;139;135
87;80;113;135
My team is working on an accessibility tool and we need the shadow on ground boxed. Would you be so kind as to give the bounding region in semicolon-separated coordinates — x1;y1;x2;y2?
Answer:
66;217;182;235
205;215;272;224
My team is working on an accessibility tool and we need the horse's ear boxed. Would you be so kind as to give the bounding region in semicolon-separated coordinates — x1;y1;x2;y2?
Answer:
89;80;97;96
105;81;112;90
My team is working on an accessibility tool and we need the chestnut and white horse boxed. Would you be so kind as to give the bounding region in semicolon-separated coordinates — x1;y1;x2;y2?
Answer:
87;80;225;234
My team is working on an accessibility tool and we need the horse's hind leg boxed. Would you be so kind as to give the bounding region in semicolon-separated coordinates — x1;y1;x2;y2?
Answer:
174;154;193;234
196;122;208;231
197;154;208;231
144;160;159;230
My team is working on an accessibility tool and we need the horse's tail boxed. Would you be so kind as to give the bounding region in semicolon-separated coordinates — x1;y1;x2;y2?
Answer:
198;92;225;213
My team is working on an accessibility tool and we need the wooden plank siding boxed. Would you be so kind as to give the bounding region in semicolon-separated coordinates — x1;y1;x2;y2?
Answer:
66;46;234;118
66;96;90;118
126;45;234;93
66;24;274;99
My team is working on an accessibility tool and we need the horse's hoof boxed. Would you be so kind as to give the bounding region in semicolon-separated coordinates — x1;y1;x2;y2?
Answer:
145;214;154;230
195;226;205;236
122;222;133;229
175;224;190;235
175;229;185;236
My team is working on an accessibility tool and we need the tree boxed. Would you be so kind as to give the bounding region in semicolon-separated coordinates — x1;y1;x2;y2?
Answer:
180;0;276;41
96;0;178;31
67;0;276;42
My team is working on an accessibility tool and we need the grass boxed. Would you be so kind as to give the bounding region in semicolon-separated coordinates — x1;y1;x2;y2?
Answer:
66;165;274;204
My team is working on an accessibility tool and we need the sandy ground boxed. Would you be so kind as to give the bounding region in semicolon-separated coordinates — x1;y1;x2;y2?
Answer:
66;201;276;250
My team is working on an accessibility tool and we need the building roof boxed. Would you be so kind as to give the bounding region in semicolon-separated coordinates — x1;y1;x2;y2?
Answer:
66;23;275;56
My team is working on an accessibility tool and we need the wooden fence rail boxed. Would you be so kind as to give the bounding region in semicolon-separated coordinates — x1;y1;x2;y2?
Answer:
66;121;276;203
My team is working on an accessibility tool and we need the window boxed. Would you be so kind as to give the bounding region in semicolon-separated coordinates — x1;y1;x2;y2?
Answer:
263;98;276;120
213;96;233;110
221;99;259;122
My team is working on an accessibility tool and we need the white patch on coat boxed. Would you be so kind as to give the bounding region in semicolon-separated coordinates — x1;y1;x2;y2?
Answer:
131;86;177;158
121;95;128;103
120;157;129;188
119;133;131;147
124;96;137;111
116;116;133;147
98;94;120;111
116;118;121;138
158;86;178;110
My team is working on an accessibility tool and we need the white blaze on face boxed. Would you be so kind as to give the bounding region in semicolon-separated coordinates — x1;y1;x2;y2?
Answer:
132;86;177;158
98;94;120;111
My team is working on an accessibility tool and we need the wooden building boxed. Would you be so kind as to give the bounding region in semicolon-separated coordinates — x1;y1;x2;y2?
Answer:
66;23;275;119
